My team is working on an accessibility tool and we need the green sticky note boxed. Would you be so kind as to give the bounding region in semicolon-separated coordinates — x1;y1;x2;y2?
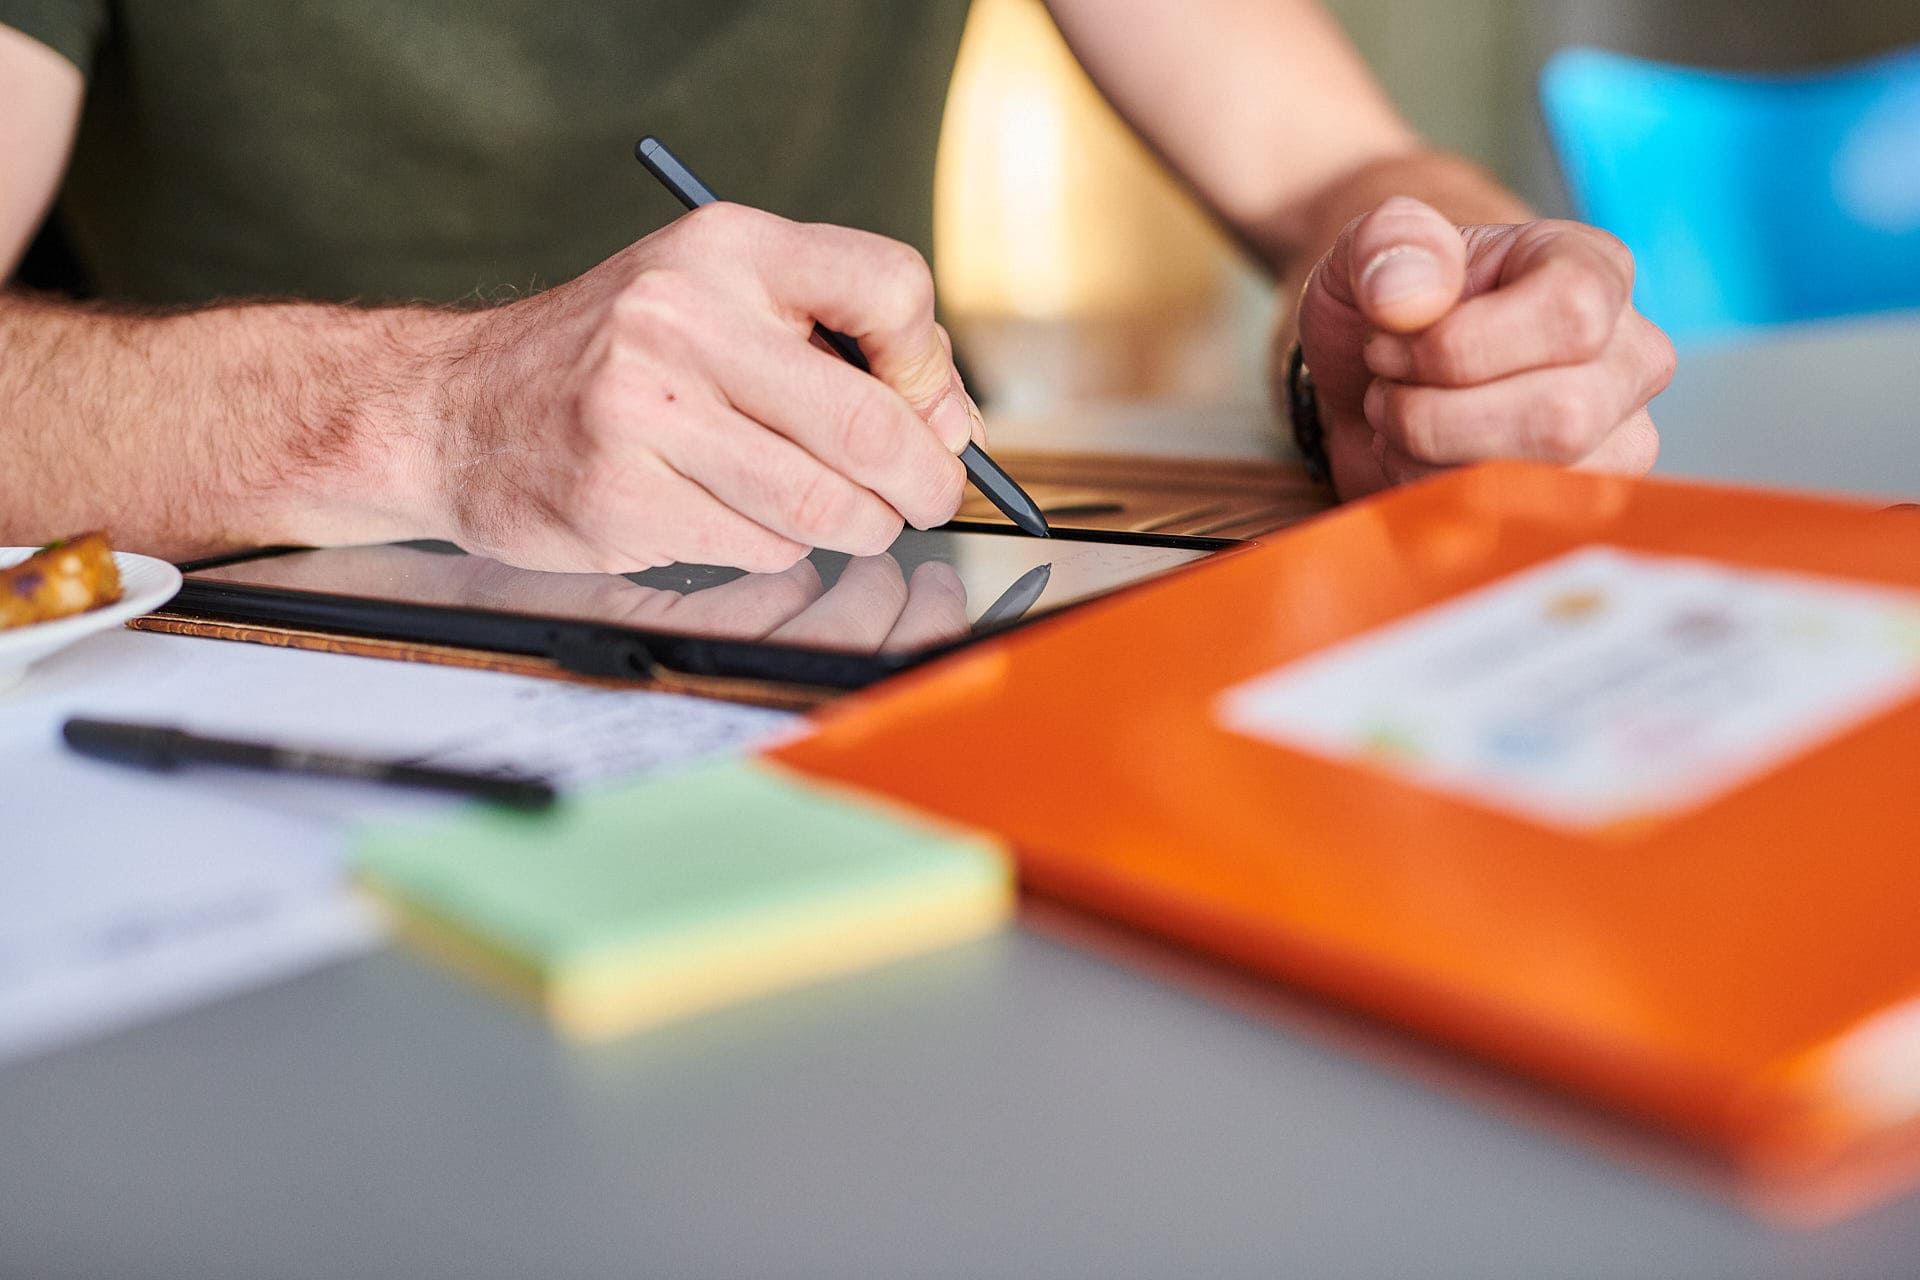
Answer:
353;758;1011;1039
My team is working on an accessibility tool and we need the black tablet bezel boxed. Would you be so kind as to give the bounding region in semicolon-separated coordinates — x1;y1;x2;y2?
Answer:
170;522;1239;691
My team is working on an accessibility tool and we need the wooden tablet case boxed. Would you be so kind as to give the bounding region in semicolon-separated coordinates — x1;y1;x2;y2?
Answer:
126;613;834;711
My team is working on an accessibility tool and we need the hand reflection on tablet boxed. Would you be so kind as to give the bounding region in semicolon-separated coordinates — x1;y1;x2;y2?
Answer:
374;549;971;654
202;544;975;654
618;555;972;653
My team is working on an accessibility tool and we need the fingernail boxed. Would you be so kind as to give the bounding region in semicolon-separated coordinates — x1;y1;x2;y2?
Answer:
964;392;988;447
927;389;972;453
1363;378;1388;427
1360;246;1442;306
1364;333;1413;380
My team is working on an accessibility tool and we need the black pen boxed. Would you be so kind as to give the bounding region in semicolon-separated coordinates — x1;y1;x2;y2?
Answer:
635;136;1051;539
62;718;558;811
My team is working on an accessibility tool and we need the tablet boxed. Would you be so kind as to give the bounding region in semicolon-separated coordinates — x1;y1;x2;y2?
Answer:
175;523;1236;690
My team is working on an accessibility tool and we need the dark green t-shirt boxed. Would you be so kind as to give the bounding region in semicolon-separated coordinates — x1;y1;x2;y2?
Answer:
3;0;971;305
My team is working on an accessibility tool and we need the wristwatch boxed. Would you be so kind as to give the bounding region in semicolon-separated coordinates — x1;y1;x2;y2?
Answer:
1286;341;1330;488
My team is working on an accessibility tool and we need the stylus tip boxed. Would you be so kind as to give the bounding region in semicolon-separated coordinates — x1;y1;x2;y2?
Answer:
1007;502;1051;538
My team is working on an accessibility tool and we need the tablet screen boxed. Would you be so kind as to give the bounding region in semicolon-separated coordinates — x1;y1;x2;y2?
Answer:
186;528;1218;657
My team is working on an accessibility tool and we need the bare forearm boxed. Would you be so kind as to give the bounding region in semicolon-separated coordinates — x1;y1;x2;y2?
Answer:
0;204;991;577
1044;0;1531;295
0;290;458;560
1045;0;1419;264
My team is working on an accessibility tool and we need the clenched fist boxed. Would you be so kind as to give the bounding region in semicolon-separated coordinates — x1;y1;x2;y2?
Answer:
1296;196;1675;498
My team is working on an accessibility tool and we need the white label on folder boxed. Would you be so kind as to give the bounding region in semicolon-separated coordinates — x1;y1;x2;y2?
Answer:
1217;546;1920;832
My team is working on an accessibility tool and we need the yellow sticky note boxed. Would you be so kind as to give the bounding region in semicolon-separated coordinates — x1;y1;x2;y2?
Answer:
354;758;1012;1040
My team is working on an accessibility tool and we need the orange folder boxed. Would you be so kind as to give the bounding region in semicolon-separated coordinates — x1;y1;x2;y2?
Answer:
772;462;1920;1216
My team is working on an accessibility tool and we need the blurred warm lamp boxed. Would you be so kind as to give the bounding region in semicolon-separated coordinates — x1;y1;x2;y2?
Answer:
934;0;1260;405
935;0;1238;317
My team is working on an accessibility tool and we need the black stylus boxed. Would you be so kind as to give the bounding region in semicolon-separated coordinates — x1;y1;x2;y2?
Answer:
62;717;558;811
635;135;1051;539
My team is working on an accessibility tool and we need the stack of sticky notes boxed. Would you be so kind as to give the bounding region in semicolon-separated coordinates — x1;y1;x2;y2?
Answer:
353;758;1012;1039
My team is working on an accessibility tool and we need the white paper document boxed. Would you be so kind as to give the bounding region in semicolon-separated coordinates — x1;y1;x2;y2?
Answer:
1219;545;1920;831
0;630;801;1065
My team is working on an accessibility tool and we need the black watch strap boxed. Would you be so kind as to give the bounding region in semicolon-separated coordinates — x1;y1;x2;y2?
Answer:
1286;341;1330;488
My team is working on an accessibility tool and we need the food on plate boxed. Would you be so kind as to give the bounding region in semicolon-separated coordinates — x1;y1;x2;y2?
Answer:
1;533;124;630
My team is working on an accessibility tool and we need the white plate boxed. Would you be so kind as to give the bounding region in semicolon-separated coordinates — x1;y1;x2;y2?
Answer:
0;547;183;694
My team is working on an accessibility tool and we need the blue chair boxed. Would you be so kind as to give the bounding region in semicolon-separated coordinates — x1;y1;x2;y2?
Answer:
1540;44;1920;344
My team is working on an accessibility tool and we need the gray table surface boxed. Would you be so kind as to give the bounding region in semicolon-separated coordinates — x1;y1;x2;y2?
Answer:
7;321;1920;1280
1652;312;1920;501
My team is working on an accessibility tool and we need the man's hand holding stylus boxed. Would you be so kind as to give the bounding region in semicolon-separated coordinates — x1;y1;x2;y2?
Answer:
1296;196;1676;498
432;202;984;574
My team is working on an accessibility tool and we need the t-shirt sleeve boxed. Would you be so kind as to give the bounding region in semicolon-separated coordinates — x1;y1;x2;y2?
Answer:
0;0;109;74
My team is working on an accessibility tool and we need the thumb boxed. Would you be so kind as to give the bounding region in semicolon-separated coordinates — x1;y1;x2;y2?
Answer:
856;320;982;455
748;217;983;454
1324;196;1468;334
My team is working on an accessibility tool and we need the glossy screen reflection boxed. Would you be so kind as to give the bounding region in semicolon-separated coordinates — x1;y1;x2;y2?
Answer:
187;530;1214;656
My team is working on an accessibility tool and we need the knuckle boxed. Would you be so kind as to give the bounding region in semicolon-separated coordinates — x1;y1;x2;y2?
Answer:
831;390;905;472
1646;325;1679;392
676;199;760;246
874;240;936;323
1585;224;1636;284
787;467;858;545
1554;274;1615;357
1532;387;1598;460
